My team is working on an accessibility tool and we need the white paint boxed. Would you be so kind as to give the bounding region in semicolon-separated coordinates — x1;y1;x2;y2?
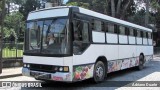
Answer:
129;36;136;44
27;8;69;20
119;45;136;59
106;33;118;43
92;31;105;43
73;44;153;65
143;38;148;45
23;56;64;66
148;39;153;45
119;35;128;44
45;3;53;8
63;57;73;74
73;45;105;65
137;37;142;44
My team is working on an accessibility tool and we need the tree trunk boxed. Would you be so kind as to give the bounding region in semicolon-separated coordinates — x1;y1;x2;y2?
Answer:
120;0;131;19
116;0;122;18
111;0;115;17
104;0;109;15
145;0;149;27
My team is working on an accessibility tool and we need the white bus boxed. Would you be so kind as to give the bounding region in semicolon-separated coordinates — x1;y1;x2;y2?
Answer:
22;6;153;83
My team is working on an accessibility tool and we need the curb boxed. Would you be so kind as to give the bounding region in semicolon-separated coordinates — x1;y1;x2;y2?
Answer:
0;73;22;79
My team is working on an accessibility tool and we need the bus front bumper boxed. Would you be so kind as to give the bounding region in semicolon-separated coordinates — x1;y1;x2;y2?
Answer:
22;68;72;82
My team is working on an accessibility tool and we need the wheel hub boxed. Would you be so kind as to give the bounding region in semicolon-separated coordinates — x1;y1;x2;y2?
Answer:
96;66;104;78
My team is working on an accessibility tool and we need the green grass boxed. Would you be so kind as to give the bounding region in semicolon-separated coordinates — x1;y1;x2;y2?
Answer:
2;48;23;58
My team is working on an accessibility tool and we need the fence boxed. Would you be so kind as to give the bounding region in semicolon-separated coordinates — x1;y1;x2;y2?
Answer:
154;47;160;55
2;41;23;59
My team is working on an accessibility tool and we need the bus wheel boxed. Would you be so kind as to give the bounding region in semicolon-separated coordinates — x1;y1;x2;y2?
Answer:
137;55;144;70
93;61;106;83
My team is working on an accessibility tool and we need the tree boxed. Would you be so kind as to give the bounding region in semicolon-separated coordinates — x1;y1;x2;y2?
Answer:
19;0;40;20
4;11;24;41
67;2;89;9
67;0;136;20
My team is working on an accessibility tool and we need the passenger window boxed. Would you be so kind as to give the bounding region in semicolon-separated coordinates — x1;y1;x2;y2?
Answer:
137;30;141;37
143;32;146;38
119;26;125;35
105;23;108;32
125;27;129;35
73;20;90;55
101;22;105;32
148;32;152;39
129;28;134;36
92;20;102;31
108;23;115;33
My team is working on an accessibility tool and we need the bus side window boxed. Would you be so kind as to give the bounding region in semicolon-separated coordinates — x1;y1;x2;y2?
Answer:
108;23;115;33
129;28;134;36
93;19;102;31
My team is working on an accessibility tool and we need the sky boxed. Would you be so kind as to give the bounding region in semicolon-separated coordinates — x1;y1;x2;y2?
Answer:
63;0;68;4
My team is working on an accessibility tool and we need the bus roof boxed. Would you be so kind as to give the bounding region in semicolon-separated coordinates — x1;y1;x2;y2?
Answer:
29;6;152;32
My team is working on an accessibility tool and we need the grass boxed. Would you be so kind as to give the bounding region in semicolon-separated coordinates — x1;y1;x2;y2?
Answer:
2;48;23;58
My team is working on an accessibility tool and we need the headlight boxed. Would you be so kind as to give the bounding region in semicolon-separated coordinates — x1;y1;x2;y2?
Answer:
59;67;63;71
24;64;26;67
27;64;30;68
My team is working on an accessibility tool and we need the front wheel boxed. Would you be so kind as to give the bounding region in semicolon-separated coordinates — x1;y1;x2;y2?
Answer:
93;61;106;83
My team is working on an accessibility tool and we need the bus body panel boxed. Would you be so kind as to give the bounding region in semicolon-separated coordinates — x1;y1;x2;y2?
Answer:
23;56;64;66
28;8;69;20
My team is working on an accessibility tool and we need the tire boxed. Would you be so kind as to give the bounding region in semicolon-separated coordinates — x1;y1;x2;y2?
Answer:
93;61;106;83
137;55;145;70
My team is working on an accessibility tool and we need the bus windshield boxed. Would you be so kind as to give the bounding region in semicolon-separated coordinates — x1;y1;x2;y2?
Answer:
25;18;71;55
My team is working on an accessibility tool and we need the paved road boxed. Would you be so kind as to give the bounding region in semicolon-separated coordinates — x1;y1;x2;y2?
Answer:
1;58;160;90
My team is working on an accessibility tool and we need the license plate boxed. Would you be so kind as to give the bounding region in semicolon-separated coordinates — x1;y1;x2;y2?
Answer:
30;71;51;80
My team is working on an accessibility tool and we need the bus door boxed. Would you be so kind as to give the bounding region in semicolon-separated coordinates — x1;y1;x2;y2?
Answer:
73;20;90;55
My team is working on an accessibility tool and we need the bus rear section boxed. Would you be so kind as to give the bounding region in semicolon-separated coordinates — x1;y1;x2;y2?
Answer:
22;7;74;82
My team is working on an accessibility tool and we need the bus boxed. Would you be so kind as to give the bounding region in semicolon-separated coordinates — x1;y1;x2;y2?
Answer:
22;6;153;83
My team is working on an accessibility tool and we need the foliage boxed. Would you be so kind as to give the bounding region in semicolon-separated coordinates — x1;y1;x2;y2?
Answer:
67;2;89;9
3;11;24;41
19;0;40;20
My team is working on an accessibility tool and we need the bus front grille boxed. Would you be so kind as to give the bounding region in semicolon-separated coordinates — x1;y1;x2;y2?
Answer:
30;64;56;73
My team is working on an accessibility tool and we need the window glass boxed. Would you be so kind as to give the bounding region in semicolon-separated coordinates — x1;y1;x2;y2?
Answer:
105;23;108;32
94;20;102;31
42;19;70;54
25;18;71;55
137;30;141;37
119;26;125;35
26;21;43;53
108;23;115;33
148;32;152;39
143;32;146;38
101;22;105;31
129;28;134;36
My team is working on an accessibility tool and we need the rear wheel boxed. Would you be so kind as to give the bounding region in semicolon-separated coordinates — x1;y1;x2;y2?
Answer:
137;55;145;70
93;61;106;83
